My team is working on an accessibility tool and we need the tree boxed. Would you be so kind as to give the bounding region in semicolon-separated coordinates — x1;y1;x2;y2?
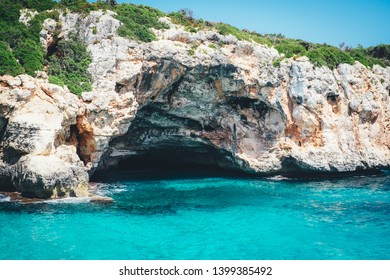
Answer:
180;8;194;19
107;0;116;7
59;0;88;11
0;0;23;23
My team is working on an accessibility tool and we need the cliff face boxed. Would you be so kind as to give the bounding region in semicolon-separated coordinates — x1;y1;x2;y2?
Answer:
1;10;390;198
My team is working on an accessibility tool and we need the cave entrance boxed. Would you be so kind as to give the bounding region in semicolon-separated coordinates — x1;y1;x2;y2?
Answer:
91;102;249;181
92;139;247;181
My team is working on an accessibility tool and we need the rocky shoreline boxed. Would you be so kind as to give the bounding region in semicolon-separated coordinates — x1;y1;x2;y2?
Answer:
0;190;113;204
1;10;389;198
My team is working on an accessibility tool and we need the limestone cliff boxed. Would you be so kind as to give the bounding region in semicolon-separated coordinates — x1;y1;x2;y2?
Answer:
1;10;390;198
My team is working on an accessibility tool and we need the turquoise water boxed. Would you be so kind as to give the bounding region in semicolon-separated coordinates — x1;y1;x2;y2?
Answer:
1;171;390;260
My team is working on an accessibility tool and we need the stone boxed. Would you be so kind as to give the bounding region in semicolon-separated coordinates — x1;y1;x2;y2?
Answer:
14;154;89;199
19;9;38;26
6;77;22;87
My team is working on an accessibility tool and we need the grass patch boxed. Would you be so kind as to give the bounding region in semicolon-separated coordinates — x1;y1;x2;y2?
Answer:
48;76;65;87
187;43;199;56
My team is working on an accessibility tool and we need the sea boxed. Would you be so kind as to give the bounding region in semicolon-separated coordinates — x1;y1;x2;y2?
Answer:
1;169;389;260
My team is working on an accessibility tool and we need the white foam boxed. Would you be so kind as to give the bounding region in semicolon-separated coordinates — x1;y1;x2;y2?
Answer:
0;196;11;202
267;175;290;181
42;197;92;204
94;183;127;196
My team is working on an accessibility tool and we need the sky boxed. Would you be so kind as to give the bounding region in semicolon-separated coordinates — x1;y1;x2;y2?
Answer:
118;0;390;47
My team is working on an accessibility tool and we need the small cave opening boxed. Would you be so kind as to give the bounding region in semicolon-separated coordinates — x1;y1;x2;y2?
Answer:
46;37;63;60
0;116;8;142
326;92;341;114
68;119;96;166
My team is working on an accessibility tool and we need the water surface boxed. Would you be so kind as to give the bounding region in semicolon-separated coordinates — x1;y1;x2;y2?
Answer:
1;171;389;259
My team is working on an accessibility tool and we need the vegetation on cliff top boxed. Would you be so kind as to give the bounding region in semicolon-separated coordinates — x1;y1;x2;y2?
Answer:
0;0;389;94
166;9;389;69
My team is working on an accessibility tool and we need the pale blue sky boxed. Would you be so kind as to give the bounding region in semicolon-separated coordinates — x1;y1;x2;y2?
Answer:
118;0;390;47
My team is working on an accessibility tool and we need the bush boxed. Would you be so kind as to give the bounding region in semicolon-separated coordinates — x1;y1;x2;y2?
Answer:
274;40;307;58
0;41;24;76
0;0;23;22
306;45;354;69
23;0;56;12
168;11;206;30
14;39;45;76
349;47;385;68
59;0;91;12
47;34;92;95
215;23;247;40
0;3;58;76
48;76;65;87
115;4;168;42
367;44;390;66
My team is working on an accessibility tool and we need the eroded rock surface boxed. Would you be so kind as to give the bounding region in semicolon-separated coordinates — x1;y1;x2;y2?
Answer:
0;75;89;198
1;10;390;198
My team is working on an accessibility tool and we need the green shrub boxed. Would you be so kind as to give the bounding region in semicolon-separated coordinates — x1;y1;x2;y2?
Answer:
0;0;23;22
250;35;272;47
215;23;247;40
367;44;390;66
48;76;65;87
14;39;45;76
0;21;29;49
47;34;92;95
306;45;354;69
23;0;56;12
168;11;203;29
59;0;94;13
348;47;385;68
214;23;272;47
274;39;307;58
0;4;58;76
187;43;199;56
115;4;168;42
187;27;198;33
0;41;24;76
272;57;284;67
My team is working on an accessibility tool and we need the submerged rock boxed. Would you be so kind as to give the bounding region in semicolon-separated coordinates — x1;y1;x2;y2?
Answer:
1;10;390;198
